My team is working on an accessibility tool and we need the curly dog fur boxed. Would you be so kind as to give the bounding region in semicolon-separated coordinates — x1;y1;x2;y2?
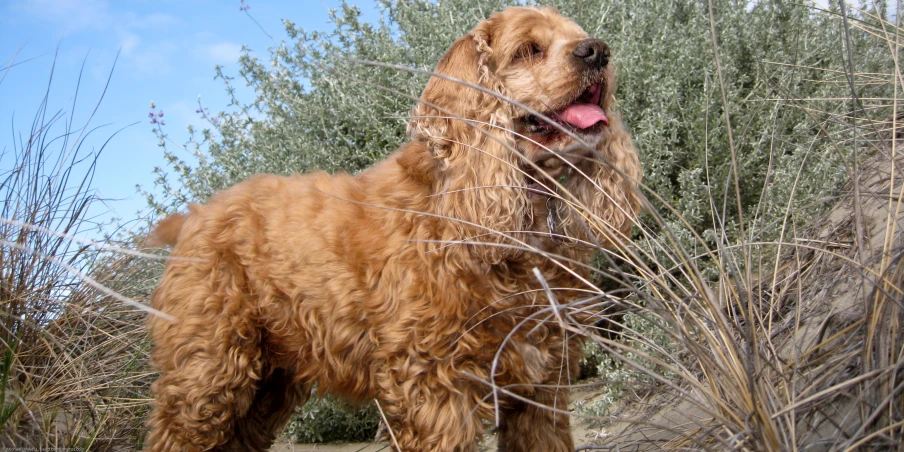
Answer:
145;6;642;451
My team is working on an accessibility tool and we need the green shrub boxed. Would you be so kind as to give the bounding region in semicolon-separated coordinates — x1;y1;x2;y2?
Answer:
285;394;380;443
149;0;893;246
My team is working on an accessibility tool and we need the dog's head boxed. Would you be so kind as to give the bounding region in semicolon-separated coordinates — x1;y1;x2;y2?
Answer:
408;7;641;263
475;7;615;153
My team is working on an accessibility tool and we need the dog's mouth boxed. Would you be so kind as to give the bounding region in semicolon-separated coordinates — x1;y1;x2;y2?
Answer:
519;83;608;136
518;83;606;197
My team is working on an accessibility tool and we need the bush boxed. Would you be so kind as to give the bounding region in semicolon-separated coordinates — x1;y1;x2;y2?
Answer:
285;394;381;443
150;0;892;246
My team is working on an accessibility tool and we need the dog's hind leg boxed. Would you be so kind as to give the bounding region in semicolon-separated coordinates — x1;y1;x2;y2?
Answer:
220;368;309;451
145;256;265;451
145;348;263;451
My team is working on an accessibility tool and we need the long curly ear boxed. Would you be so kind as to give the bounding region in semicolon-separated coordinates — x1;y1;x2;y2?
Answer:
560;111;643;250
407;20;528;264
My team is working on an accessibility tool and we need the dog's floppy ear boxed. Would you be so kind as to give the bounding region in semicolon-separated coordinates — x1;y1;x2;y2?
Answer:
406;18;527;264
408;19;510;145
559;109;643;250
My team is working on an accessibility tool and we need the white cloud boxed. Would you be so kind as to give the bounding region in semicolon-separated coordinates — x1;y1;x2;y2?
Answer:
167;100;201;130
11;0;112;34
120;11;180;30
142;12;179;28
11;1;180;43
119;31;140;56
130;41;177;75
11;1;240;77
198;42;243;64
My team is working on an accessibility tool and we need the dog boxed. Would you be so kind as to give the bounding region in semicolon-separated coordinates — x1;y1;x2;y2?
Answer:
145;6;641;451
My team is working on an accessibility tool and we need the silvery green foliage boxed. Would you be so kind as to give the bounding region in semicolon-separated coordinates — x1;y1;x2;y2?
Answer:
149;0;891;251
285;395;380;443
565;0;889;252
575;313;680;428
566;0;890;250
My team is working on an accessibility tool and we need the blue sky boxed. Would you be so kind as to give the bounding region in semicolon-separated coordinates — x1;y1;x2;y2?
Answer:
1;0;381;234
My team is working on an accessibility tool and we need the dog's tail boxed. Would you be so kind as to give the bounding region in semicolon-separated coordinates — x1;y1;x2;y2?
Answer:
146;213;188;247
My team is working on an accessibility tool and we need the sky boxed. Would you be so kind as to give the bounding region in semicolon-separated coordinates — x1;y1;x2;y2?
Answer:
0;0;382;235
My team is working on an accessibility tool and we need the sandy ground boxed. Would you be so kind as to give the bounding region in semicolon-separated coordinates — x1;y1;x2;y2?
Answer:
272;422;601;452
272;443;390;452
270;387;604;452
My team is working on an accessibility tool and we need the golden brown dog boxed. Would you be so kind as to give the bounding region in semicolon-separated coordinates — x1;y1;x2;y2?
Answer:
145;6;641;451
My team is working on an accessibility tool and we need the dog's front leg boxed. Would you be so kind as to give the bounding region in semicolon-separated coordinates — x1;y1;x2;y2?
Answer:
377;367;485;452
495;334;580;452
496;385;574;452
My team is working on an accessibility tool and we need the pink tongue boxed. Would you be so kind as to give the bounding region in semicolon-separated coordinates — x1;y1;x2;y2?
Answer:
560;103;608;129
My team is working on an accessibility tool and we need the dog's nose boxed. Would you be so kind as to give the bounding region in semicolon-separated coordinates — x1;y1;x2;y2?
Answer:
572;39;609;69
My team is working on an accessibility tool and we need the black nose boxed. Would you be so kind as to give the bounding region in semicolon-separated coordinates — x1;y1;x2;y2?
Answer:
572;39;609;69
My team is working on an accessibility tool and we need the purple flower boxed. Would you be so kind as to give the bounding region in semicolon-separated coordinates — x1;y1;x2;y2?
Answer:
150;117;157;124
148;112;154;118
158;110;164;117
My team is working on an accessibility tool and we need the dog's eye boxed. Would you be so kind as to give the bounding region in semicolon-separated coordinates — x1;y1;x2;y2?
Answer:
513;42;543;62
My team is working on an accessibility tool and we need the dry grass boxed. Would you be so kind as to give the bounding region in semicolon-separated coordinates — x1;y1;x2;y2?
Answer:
568;147;903;451
0;56;161;449
559;5;904;451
